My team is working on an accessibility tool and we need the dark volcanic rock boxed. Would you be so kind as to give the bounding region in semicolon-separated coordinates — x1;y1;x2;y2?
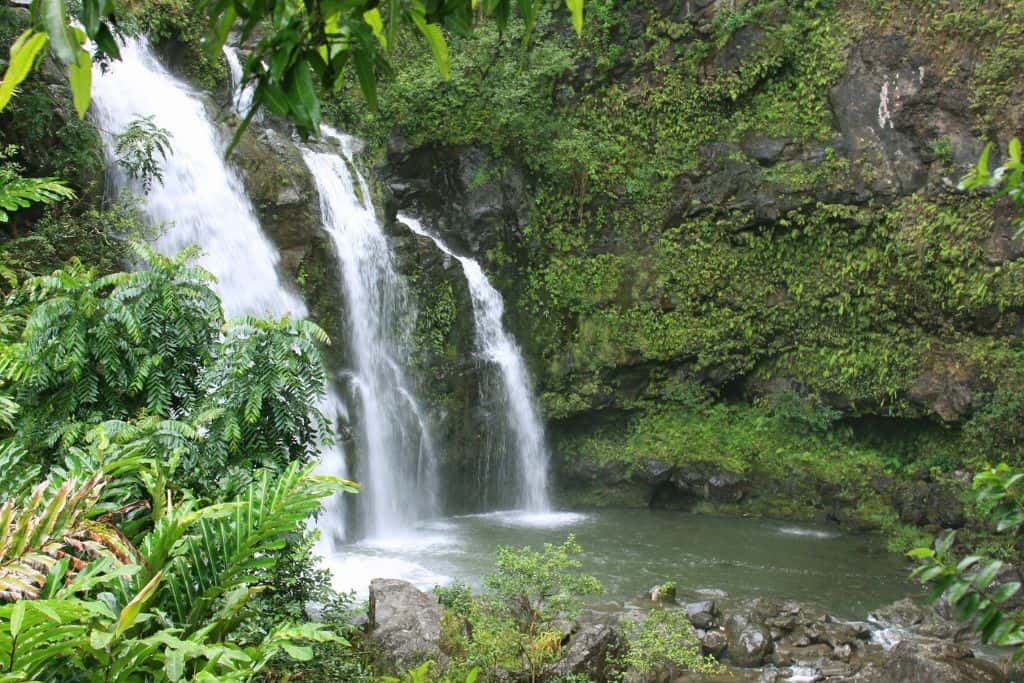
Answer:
725;611;774;667
380;135;529;257
830;34;985;198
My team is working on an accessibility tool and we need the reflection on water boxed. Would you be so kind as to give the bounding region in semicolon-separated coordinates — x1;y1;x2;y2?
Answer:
321;509;916;618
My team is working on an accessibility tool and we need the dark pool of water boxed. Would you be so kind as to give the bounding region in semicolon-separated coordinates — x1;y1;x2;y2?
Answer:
322;508;918;619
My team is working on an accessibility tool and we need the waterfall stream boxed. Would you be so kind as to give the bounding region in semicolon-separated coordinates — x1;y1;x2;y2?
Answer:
90;37;302;320
222;45;258;121
301;131;439;539
90;38;355;545
400;215;550;512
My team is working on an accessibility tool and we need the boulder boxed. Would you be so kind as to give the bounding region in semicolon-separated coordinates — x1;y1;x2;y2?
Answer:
683;599;718;629
700;628;728;658
368;579;448;673
725;612;774;667
545;623;625;683
874;638;1007;683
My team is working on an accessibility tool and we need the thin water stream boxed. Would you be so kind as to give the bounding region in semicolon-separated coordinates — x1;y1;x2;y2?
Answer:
301;132;439;540
401;215;550;512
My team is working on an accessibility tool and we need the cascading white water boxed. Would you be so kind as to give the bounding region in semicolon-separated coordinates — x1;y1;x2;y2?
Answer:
221;45;258;121
91;38;356;545
90;37;301;319
401;215;550;512
301;130;439;538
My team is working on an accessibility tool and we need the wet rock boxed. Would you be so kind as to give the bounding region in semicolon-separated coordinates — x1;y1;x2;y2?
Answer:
874;637;1007;682
669;462;746;504
684;599;718;629
870;598;970;641
805;619;870;649
830;34;985;198
231;125;319;278
700;628;728;658
725;612;774;667
368;579;447;673
380;136;529;257
907;357;983;423
545;623;624;683
890;480;965;529
741;134;789;166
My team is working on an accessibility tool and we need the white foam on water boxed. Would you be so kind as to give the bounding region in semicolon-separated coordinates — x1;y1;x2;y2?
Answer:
324;553;452;598
777;525;841;540
462;510;590;528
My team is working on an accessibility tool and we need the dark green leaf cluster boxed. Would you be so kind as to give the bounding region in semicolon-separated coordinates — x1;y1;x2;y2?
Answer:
910;464;1024;656
0;243;332;500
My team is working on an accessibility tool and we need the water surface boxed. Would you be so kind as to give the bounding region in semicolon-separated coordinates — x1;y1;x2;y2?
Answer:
322;509;916;619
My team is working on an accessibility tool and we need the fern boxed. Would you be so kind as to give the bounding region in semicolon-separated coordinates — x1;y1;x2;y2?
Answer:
0;177;75;222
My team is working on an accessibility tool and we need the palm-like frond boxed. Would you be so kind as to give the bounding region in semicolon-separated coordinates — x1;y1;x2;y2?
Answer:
163;462;347;632
0;474;138;601
0;177;76;222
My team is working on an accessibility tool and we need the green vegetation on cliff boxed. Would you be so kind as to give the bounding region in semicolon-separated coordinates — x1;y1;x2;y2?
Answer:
328;0;1024;529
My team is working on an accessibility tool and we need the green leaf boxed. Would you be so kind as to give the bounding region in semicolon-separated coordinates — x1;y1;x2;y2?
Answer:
165;648;185;682
957;555;983;572
68;48;92;118
907;547;935;560
1011;138;1022;165
977;143;993;182
363;8;387;48
954;591;980;623
992;581;1021;604
9;601;25;638
974;560;1003;591
565;0;583;34
947;580;971;605
0;30;49;113
409;6;450;80
281;642;313;660
353;49;377;110
115;570;162;637
37;0;79;64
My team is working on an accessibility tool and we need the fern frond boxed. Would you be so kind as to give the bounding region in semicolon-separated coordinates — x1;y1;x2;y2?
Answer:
0;176;75;222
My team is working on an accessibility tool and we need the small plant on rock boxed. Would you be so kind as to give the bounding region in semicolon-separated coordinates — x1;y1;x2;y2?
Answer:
618;608;724;679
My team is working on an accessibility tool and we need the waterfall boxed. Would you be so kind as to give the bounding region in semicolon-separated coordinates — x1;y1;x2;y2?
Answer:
90;38;355;545
221;45;258;121
90;37;301;319
300;130;439;538
400;215;550;512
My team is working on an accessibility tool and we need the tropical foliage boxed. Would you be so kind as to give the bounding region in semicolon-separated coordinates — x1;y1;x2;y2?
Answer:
0;144;74;222
910;464;1024;656
0;245;358;681
0;0;586;148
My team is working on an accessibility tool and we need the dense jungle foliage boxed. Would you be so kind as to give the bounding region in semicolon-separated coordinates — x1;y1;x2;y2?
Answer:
1;0;1024;679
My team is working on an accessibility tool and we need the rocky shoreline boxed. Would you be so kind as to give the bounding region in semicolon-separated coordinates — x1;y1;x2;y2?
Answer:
361;578;1013;682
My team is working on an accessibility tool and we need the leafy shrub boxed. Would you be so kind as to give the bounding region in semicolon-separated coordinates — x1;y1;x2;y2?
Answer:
618;608;723;678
